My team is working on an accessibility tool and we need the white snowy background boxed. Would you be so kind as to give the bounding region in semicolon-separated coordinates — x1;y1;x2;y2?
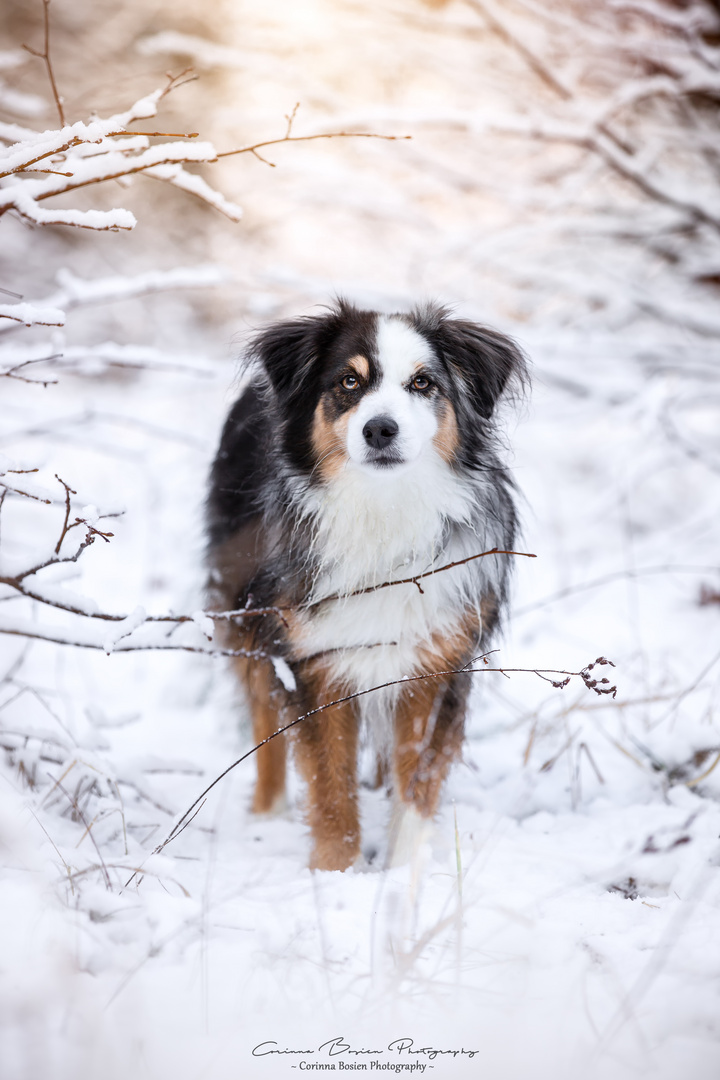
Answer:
1;1;720;1078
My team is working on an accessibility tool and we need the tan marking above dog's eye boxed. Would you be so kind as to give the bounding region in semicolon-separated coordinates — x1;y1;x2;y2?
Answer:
341;373;360;390
411;374;431;391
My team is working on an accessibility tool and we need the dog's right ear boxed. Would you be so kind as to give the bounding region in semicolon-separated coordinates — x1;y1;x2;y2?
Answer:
249;314;335;404
249;318;317;403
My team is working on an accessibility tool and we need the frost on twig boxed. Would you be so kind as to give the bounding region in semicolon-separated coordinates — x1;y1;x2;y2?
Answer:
0;84;242;231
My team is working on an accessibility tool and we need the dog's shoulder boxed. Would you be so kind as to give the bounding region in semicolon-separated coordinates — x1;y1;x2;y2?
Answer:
207;379;273;549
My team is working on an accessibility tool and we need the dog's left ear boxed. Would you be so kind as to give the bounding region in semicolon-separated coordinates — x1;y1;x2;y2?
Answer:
249;316;328;404
414;307;528;420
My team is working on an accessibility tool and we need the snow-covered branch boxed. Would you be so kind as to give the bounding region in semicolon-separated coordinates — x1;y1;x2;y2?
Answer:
0;83;242;231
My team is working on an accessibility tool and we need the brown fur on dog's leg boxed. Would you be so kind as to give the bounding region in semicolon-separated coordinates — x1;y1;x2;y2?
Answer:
389;675;468;866
393;673;469;817
292;683;360;871
236;658;287;814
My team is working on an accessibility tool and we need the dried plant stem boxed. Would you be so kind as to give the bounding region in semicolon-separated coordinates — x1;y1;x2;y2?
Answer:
686;750;720;789
51;775;111;889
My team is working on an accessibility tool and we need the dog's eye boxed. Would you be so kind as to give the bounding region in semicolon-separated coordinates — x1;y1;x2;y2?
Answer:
412;374;431;391
341;374;360;391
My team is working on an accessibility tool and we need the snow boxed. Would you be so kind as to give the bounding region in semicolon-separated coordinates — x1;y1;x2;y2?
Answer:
102;606;147;653
0;301;65;327
191;610;215;640
1;1;720;1078
45;265;229;311
0;81;45;119
1;185;137;230
272;655;297;692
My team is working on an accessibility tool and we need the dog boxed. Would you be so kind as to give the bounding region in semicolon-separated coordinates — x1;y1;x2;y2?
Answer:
206;300;527;871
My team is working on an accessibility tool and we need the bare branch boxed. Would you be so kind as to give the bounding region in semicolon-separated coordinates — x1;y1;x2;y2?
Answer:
462;0;572;100
0;623;268;660
284;101;301;139
156;68;198;103
0;304;64;329
22;0;65;127
0;357;59;387
0;496;533;638
516;564;720;616
483;116;720;232
53;475;76;555
12;533;96;582
122;653;617;884
0;479;52;505
306;547;536;608
217;129;411;163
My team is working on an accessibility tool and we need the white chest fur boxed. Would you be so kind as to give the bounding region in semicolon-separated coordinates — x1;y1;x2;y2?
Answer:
289;454;499;694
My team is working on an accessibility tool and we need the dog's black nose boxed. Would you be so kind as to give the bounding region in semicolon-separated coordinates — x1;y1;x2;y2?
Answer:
363;415;399;450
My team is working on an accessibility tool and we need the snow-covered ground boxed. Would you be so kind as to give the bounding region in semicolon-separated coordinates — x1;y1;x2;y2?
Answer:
2;2;720;1078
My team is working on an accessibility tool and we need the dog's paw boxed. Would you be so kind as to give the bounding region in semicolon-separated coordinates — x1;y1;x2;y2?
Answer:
386;804;433;868
251;790;289;817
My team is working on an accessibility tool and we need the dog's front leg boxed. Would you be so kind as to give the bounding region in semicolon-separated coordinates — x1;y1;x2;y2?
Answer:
389;673;469;864
233;657;289;815
292;672;360;871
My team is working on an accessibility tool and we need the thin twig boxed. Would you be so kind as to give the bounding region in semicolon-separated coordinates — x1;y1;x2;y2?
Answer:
157;68;198;103
306;547;536;607
652;645;720;729
0;625;268;659
0;356;60;386
53;475;76;554
1;532;530;635
125;655;615;883
0;479;51;505
284;102;301;139
516;564;720;616
13;532;97;581
22;0;65;127
116;130;199;139
217;130;411;166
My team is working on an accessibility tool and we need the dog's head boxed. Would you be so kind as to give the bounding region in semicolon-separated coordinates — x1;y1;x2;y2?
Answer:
249;299;527;480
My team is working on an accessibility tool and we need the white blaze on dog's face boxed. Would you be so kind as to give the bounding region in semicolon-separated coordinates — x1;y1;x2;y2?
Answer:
311;315;460;480
347;318;437;470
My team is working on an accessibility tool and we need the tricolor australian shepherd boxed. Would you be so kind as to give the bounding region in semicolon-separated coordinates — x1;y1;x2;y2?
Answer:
207;300;527;871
